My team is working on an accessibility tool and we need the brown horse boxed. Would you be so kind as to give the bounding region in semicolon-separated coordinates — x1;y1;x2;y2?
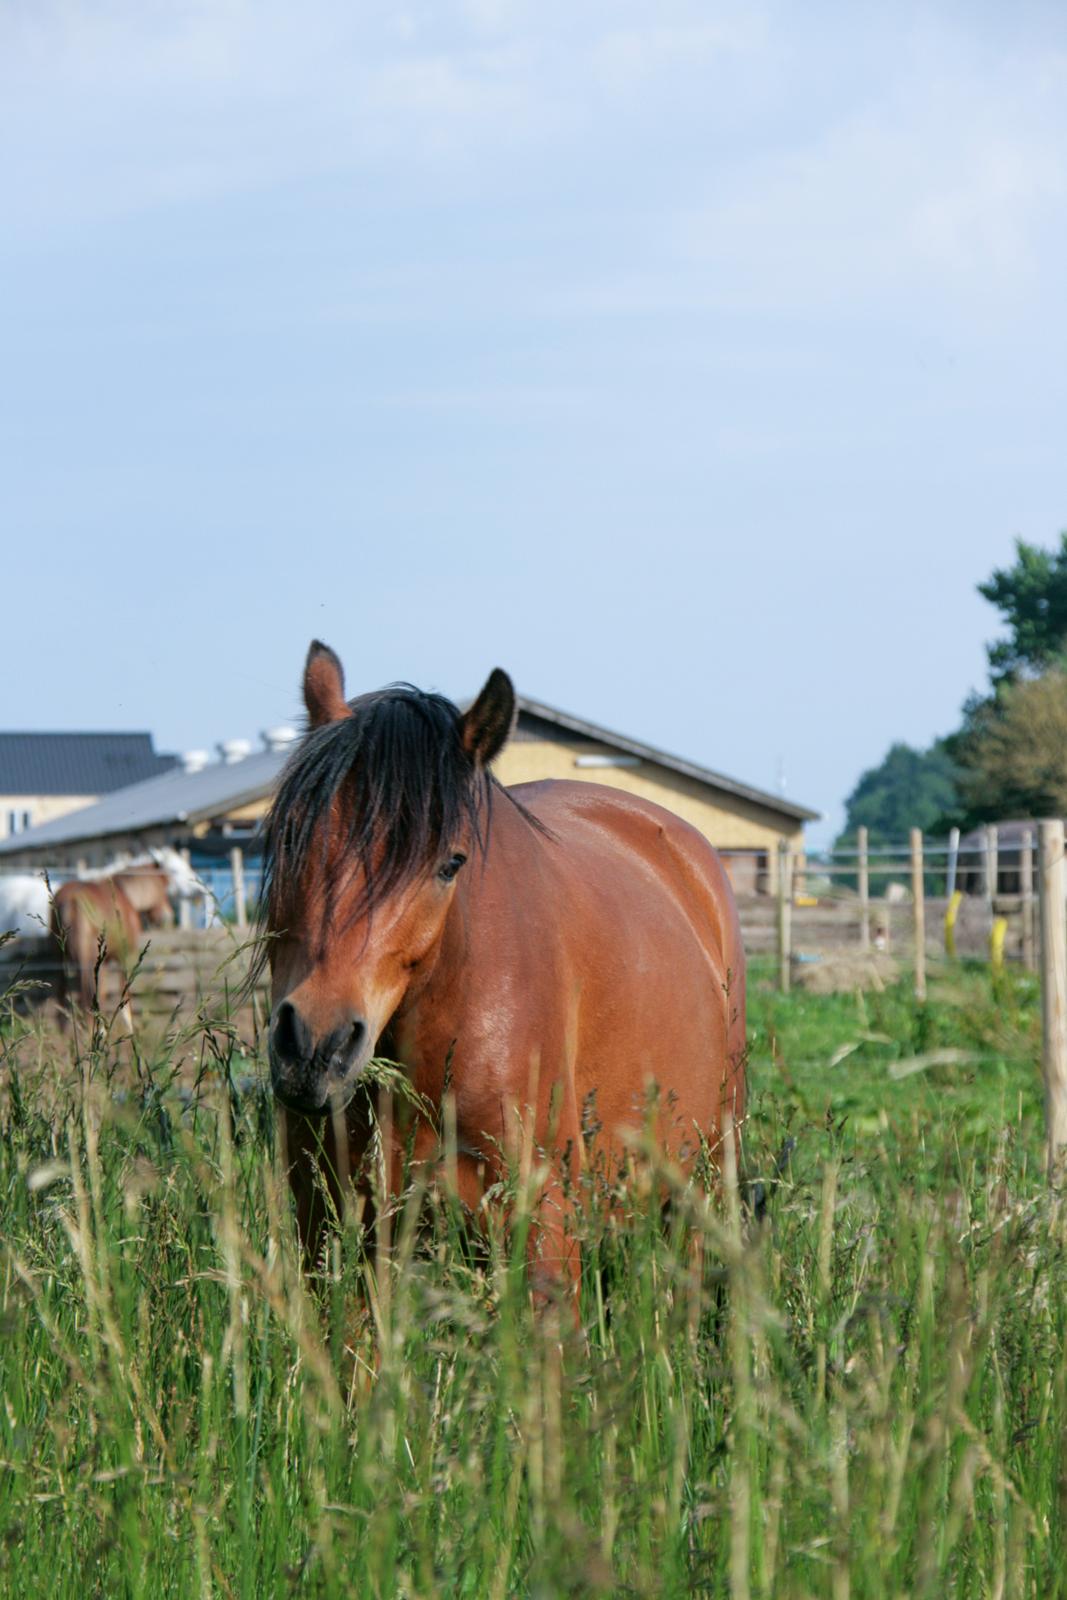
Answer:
263;641;746;1293
115;864;175;928
51;877;143;1018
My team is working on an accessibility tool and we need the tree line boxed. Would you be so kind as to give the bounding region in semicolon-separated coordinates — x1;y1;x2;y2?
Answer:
839;535;1067;847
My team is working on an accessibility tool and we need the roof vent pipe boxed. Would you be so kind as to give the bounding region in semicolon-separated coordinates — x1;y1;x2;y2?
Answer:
181;750;210;774
261;726;298;753
217;739;252;765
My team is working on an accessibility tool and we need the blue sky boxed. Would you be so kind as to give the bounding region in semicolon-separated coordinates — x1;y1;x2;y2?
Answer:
3;2;1066;843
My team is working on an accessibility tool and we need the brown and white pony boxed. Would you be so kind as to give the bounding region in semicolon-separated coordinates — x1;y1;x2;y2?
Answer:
49;849;204;1018
50;876;143;1019
261;642;746;1296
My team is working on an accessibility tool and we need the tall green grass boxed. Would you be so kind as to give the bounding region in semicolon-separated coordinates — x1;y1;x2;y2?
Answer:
0;963;1062;1597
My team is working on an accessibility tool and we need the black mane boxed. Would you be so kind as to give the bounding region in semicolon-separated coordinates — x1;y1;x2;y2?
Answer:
259;683;516;936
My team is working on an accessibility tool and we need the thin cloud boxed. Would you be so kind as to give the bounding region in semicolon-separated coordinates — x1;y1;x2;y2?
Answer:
2;1;764;231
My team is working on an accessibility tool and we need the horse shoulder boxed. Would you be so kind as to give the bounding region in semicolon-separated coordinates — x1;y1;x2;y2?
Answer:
509;779;736;912
505;778;744;1045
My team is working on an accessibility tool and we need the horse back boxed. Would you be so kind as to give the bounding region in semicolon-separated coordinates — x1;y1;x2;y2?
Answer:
52;878;141;948
508;777;743;972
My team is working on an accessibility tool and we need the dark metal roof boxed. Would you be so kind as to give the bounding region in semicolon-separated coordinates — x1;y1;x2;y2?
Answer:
514;697;820;823
0;732;176;797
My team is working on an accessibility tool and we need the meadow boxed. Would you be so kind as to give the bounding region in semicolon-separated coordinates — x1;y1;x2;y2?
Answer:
0;957;1062;1598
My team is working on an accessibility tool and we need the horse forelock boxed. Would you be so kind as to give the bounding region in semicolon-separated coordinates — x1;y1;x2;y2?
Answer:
259;684;490;939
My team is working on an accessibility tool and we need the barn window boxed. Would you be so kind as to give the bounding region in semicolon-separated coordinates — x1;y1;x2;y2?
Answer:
573;755;641;769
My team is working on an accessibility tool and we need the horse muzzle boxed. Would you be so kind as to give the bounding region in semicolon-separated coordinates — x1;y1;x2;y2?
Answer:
268;999;372;1115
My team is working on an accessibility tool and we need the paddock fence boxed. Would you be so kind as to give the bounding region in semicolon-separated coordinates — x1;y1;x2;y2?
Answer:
0;826;1048;1011
0;925;265;1037
726;820;1067;1176
4;822;1067;1173
727;823;1041;984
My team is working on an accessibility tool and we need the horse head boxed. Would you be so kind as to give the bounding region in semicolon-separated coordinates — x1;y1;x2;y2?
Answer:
262;640;515;1116
150;847;208;901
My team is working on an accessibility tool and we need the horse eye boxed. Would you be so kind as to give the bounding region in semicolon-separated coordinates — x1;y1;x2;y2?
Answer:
438;852;467;883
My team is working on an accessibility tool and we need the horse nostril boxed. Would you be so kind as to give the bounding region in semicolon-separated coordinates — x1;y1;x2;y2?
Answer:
272;999;312;1065
319;1017;368;1076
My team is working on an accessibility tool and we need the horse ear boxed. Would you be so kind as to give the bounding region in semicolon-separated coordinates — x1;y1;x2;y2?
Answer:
460;668;516;766
303;640;352;728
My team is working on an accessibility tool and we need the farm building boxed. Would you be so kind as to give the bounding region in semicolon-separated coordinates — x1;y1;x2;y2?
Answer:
0;732;176;843
0;731;296;877
495;696;817;893
0;698;817;893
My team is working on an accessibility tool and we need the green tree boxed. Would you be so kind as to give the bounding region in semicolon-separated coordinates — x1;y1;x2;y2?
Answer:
951;668;1067;824
833;533;1067;847
979;533;1067;681
836;740;961;848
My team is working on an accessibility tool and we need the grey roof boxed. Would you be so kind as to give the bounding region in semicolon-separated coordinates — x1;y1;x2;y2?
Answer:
0;732;176;796
514;697;820;822
0;747;286;855
0;691;817;858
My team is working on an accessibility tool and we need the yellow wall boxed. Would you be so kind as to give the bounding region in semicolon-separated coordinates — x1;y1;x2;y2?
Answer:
224;800;272;825
0;793;96;841
494;739;804;889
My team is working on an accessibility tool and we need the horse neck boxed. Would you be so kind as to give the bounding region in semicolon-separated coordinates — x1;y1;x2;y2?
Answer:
435;788;540;974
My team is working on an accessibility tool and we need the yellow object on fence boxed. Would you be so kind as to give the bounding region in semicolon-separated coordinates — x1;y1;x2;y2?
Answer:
944;890;962;959
991;916;1008;974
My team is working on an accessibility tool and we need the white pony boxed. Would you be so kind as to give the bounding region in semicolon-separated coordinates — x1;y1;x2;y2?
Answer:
151;846;210;900
0;873;52;943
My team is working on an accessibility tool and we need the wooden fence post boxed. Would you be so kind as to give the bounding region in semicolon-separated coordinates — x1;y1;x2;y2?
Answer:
230;845;248;931
985;824;999;905
1038;819;1067;1179
777;840;792;993
1022;829;1036;972
178;848;192;930
946;826;960;901
910;828;927;1001
858;825;870;952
